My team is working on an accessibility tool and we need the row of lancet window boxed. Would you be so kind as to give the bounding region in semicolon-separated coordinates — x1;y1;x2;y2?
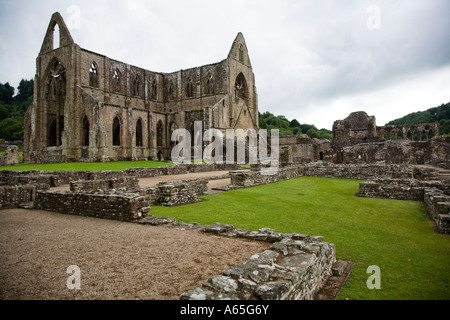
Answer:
184;74;215;98
378;127;435;142
88;62;157;100
112;116;144;147
79;115;144;148
87;62;241;100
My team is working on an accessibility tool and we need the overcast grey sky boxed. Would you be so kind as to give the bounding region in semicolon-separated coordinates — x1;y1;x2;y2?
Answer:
0;0;449;129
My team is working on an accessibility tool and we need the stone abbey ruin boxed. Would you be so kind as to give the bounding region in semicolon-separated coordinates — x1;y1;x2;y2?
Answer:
23;12;258;164
1;12;449;300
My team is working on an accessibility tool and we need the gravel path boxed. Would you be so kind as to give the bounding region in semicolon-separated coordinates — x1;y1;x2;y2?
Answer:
0;209;268;300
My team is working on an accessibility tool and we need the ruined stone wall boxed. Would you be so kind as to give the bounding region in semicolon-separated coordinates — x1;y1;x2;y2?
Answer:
69;177;139;193
336;138;450;167
423;189;450;234
358;179;446;201
230;166;304;188
330;111;445;167
0;163;241;185
0;173;60;187
162;222;337;300
34;191;149;222
25;13;259;164
304;163;414;180
0;146;19;166
0;185;37;208
152;179;209;207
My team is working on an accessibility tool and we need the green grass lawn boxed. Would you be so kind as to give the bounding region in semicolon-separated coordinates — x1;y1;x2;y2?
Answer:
0;160;173;171
151;176;450;300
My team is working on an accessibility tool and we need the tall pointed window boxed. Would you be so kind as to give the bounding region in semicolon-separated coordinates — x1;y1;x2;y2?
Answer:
48;120;58;147
112;69;121;92
150;80;157;100
206;74;214;95
235;73;247;101
113;116;121;146
53;23;60;50
157;120;164;147
82;115;90;146
186;78;194;98
136;119;143;147
46;60;66;147
168;81;175;100
89;62;99;87
169;122;178;149
133;76;141;97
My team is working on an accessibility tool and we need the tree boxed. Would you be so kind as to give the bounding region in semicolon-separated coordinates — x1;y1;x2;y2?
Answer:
289;119;301;128
258;112;332;139
0;79;34;142
0;82;14;105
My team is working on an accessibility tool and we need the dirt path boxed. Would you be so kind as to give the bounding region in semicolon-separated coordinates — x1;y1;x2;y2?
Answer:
0;209;268;300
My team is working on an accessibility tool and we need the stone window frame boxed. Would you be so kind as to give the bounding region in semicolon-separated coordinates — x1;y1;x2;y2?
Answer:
132;75;142;97
186;78;194;98
168;81;175;100
112;115;122;147
235;72;248;102
136;118;144;147
150;80;157;101
156;120;164;147
205;74;215;95
169;122;178;148
88;61;99;88
81;114;90;147
112;68;121;93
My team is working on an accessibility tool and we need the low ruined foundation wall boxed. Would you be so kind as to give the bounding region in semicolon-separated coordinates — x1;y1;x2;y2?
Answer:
34;191;149;222
304;163;414;180
139;179;209;207
70;177;139;193
0;185;37;208
357;179;446;201
423;189;450;234
230;166;304;188
0;163;242;185
155;179;208;206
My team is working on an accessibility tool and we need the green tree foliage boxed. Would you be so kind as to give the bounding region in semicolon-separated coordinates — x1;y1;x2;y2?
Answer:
0;79;34;142
258;111;333;139
387;102;450;135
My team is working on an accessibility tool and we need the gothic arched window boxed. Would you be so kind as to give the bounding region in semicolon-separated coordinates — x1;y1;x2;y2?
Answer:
235;73;247;101
113;116;121;146
112;69;121;92
157;120;164;147
133;76;141;97
206;74;214;95
136;118;143;147
89;62;99;87
150;80;157;100
186;78;194;98
82;115;90;147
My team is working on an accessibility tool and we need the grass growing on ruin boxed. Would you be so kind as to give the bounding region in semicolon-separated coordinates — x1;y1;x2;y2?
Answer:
0;160;173;171
151;177;450;300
